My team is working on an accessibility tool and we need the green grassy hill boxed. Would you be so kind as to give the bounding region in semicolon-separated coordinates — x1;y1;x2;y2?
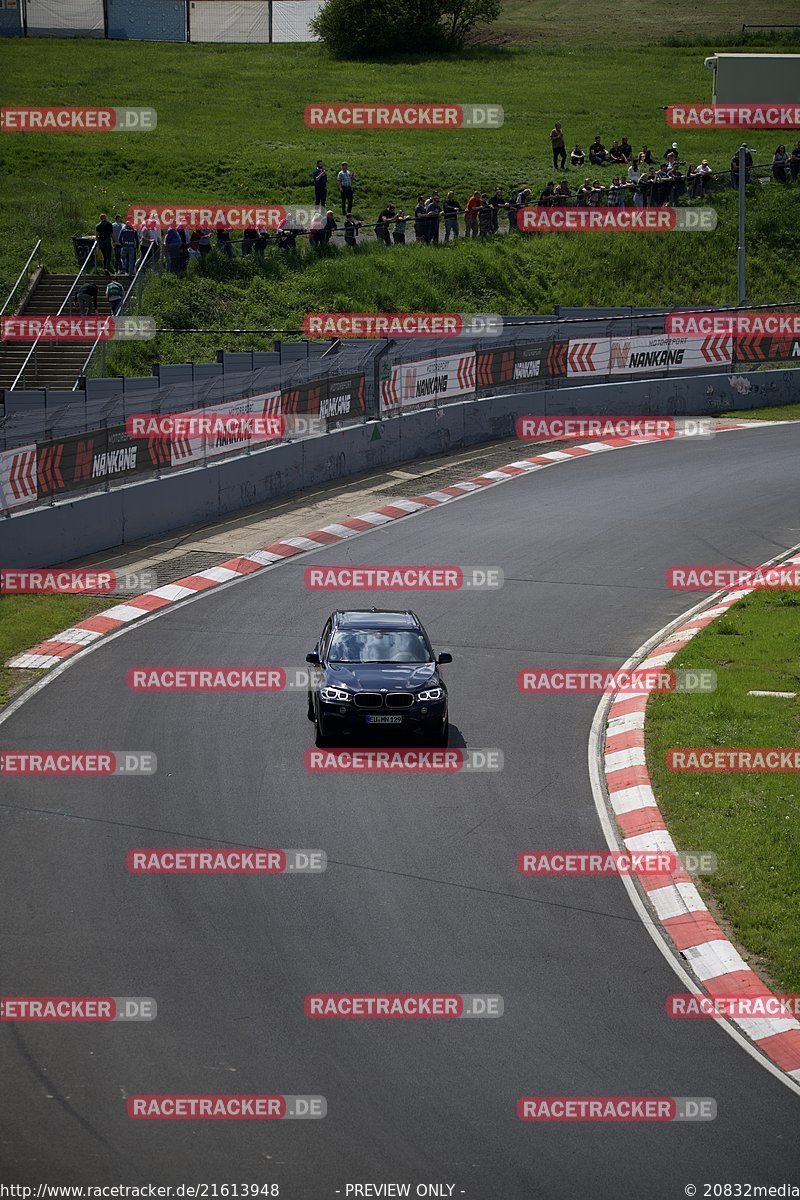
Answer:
2;26;800;370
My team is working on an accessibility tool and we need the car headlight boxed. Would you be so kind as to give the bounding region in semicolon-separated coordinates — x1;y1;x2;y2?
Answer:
319;685;352;703
417;687;444;702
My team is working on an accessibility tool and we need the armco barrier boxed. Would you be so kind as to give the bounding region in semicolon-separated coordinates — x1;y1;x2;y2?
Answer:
0;367;797;568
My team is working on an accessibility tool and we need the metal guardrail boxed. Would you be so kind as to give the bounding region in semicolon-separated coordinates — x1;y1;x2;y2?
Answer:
0;239;42;318
10;238;98;391
72;241;156;390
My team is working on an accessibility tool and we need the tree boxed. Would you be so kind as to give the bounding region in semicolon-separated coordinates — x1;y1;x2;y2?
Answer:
310;0;498;57
440;0;501;47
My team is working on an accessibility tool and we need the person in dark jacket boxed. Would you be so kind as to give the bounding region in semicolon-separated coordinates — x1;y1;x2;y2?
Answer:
95;213;114;274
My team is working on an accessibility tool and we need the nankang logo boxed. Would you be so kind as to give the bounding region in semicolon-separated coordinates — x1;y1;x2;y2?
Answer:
629;349;685;368
415;374;449;397
513;360;540;380
92;447;137;477
320;393;351;418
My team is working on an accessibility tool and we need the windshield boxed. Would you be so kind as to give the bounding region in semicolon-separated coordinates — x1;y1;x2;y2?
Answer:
328;629;431;663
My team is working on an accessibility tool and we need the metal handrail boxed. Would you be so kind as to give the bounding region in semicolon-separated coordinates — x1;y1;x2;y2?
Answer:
0;239;42;317
72;239;156;390
10;238;98;392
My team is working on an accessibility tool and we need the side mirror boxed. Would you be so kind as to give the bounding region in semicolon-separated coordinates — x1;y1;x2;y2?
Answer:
437;651;453;665
306;650;321;665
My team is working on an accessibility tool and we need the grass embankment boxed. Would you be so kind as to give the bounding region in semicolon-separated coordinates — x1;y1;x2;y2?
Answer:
3;36;800;371
647;590;800;992
0;595;113;706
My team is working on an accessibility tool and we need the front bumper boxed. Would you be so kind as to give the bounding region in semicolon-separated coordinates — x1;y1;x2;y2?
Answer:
318;699;447;738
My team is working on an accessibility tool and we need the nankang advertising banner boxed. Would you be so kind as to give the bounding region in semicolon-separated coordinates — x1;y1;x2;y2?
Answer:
380;352;476;412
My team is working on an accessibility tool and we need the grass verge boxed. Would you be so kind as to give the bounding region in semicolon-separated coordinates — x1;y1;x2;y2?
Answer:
0;595;114;707
647;589;800;992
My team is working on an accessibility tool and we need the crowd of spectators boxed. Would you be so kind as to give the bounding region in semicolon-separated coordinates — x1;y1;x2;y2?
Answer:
90;134;800;274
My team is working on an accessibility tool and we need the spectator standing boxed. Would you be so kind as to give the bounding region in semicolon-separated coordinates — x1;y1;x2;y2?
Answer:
554;180;571;201
375;205;394;244
465;190;482;238
425;192;442;243
589;137;607;165
694;159;711;197
96;213;114;274
242;224;258;255
627;160;641;186
106;278;124;316
790;142;800;182
477;194;493;236
443;191;461;240
337;162;355;214
254;225;268;258
538;181;556;207
76;281;98;316
508;186;531;230
571;144;585;168
392;210;407;244
344;213;361;246
773;145;790;182
164;223;183;273
198;224;212;257
118;220;139;277
111;214;124;272
313;160;328;206
577;178;593;205
550;121;567;170
488;187;506;232
324;210;338;244
216;221;234;258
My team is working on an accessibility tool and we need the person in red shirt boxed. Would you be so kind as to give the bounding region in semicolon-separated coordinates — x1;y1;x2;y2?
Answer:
465;190;482;239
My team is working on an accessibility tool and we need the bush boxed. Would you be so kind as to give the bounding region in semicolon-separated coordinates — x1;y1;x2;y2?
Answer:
310;0;499;57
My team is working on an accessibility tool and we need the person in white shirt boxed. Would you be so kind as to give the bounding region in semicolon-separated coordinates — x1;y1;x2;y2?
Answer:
627;161;641;185
337;162;355;215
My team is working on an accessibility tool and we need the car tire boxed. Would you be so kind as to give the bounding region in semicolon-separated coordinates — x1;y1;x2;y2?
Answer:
314;721;331;748
307;694;315;722
432;720;449;747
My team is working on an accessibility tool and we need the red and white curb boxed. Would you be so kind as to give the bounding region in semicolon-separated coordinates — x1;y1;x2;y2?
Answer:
6;420;771;671
596;547;800;1090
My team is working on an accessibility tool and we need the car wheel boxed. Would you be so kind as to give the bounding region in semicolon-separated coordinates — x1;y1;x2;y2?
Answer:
314;720;331;748
432;719;449;747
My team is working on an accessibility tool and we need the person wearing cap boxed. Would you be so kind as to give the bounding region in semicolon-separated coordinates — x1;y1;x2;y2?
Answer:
694;159;712;197
664;141;679;164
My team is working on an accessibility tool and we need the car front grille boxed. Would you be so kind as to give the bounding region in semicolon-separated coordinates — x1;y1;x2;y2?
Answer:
386;693;414;709
354;692;383;709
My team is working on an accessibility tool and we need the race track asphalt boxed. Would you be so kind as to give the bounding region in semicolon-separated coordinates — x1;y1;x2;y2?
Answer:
2;424;799;1196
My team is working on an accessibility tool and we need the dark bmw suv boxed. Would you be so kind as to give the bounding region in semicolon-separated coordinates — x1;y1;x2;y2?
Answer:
306;610;452;747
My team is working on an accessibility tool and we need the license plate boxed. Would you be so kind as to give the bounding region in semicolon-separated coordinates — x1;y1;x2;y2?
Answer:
366;714;403;725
